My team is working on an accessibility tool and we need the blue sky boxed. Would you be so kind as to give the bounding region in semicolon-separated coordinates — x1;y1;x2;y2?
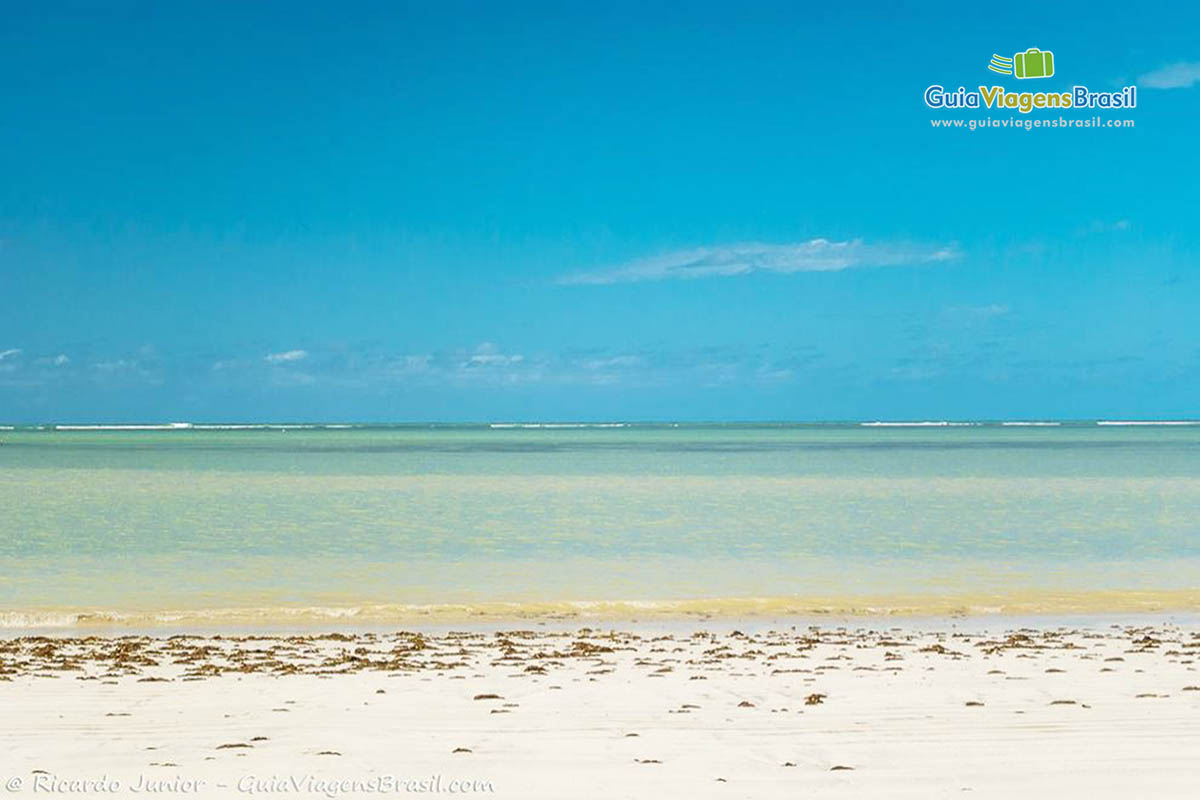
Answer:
1;1;1198;422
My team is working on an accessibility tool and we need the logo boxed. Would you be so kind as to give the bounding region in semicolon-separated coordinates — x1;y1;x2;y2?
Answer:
924;45;1136;116
988;54;1014;75
989;48;1055;79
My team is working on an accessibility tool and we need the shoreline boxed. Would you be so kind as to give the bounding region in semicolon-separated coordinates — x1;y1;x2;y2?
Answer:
5;607;1200;640
5;588;1200;636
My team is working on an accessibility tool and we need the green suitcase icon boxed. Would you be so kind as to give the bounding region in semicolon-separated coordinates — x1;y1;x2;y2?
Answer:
1014;48;1054;79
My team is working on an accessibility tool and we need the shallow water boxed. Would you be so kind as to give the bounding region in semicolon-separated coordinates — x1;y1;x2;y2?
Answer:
2;423;1198;625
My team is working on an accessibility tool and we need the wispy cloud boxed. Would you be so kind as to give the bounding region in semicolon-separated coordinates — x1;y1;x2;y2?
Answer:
265;349;308;364
1;349;166;388
463;342;525;368
27;353;71;367
92;359;138;372
221;343;815;391
1138;62;1200;89
580;355;644;371
557;239;960;285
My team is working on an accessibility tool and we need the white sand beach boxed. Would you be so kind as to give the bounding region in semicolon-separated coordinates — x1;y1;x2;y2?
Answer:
3;618;1199;798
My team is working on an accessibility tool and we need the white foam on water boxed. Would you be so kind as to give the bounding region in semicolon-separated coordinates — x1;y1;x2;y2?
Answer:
51;422;360;432
191;423;347;430
1099;422;1200;429
490;422;628;429
55;423;193;431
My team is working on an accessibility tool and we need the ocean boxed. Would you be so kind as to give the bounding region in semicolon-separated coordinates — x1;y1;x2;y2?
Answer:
2;422;1198;627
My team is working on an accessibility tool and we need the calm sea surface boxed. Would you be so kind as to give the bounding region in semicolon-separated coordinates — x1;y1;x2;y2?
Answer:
2;423;1198;626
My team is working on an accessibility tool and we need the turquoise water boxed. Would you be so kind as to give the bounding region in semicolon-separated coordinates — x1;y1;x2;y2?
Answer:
2;423;1199;624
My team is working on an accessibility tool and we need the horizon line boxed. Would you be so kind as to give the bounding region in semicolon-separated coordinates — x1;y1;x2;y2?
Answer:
4;418;1200;431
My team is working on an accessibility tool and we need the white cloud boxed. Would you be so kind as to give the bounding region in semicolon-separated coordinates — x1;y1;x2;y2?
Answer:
1138;62;1200;89
31;353;70;367
557;239;959;285
463;343;525;368
265;349;308;364
0;348;21;361
1;341;817;392
466;353;525;367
